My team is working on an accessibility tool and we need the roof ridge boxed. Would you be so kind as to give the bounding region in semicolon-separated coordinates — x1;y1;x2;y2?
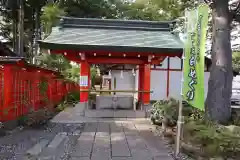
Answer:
59;16;175;31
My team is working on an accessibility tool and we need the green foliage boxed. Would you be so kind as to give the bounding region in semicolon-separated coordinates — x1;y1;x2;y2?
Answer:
38;77;49;102
65;91;80;104
150;98;195;126
41;2;66;36
232;52;240;72
150;98;179;126
56;103;67;112
55;90;80;111
64;64;80;82
37;53;71;72
18;107;54;127
183;120;240;158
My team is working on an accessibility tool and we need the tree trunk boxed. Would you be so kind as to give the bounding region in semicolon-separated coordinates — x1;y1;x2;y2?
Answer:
18;0;24;57
12;11;18;53
206;0;233;124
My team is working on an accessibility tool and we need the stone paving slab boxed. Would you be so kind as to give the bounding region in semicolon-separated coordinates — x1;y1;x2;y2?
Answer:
91;122;111;159
111;123;131;157
0;119;174;160
70;123;97;157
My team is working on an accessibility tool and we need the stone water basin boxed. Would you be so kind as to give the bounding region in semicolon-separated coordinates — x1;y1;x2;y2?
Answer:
96;95;134;110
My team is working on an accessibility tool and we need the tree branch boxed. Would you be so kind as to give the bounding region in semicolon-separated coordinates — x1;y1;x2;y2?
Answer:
203;0;212;4
234;14;240;22
203;0;214;9
230;1;240;22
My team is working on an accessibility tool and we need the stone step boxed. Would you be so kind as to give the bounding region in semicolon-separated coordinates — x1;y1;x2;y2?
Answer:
25;139;50;160
37;132;68;159
85;109;146;118
47;132;67;148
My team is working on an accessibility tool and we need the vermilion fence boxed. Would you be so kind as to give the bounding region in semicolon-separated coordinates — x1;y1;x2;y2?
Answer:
0;58;79;122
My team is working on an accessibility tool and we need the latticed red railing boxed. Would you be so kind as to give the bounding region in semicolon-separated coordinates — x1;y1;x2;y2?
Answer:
0;59;79;122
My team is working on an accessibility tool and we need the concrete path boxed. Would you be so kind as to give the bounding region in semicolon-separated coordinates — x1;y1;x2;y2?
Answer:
68;121;173;160
0;120;174;160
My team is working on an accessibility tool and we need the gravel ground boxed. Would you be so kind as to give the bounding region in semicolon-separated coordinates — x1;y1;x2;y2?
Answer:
154;125;194;160
0;123;85;160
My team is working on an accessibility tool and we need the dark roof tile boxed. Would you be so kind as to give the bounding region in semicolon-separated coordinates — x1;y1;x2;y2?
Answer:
39;17;183;54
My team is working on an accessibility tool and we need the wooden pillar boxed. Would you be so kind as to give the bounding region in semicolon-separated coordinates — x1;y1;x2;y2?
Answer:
138;65;144;101
79;61;90;102
167;57;170;98
3;65;13;120
142;64;151;105
113;77;116;95
138;64;151;105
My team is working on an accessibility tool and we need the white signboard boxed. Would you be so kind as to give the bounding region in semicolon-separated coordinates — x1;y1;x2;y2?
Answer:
79;76;88;87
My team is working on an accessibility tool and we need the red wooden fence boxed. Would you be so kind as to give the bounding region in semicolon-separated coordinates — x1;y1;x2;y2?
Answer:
0;60;79;122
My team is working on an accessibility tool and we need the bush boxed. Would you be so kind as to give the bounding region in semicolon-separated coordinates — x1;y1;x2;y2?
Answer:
150;98;193;126
151;99;240;159
18;107;54;127
183;121;240;158
65;91;80;104
150;98;179;126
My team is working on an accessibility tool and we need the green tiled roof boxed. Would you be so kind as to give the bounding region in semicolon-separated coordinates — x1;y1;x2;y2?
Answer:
39;17;183;54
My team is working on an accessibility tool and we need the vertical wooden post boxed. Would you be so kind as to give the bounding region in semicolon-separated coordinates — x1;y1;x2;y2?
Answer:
167;57;170;98
108;79;112;95
142;64;151;105
79;61;90;102
138;65;144;100
3;65;14;120
113;77;116;95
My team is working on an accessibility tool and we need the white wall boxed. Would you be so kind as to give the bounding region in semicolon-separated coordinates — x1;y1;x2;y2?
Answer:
150;70;167;100
169;57;182;69
110;70;135;96
168;71;182;100
154;57;182;70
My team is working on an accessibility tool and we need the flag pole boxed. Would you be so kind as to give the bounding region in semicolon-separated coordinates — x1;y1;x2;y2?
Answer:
175;52;185;157
175;9;188;157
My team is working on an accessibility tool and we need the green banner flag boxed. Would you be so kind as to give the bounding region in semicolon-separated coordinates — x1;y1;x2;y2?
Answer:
183;5;209;110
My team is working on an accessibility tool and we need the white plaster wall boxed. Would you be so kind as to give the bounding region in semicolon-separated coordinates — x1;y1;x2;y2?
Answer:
150;70;167;100
111;70;135;96
169;71;182;100
169;57;181;69
154;57;181;69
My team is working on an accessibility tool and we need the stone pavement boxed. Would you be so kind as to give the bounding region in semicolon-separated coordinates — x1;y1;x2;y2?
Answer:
0;120;174;160
29;120;173;160
68;121;173;160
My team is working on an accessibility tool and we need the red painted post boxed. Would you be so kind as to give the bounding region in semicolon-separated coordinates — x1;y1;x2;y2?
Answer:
143;64;151;104
32;77;38;110
14;68;19;118
47;79;53;104
53;80;57;104
3;65;15;121
79;61;90;102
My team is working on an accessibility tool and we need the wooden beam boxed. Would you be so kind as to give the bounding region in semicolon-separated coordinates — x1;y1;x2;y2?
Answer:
87;57;145;64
